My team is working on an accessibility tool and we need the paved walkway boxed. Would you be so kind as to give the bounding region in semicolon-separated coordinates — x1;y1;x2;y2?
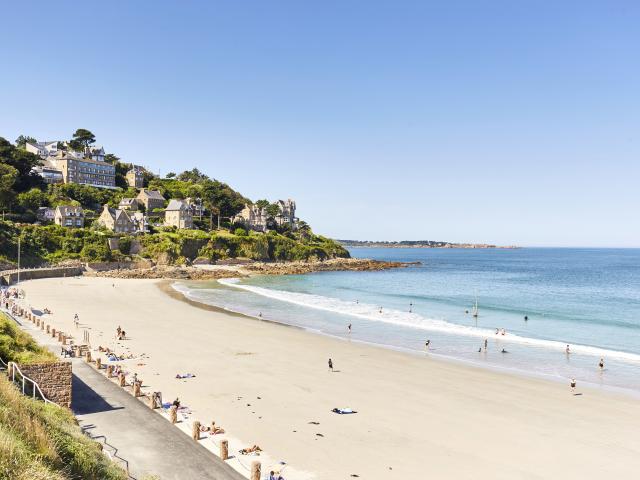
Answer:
16;316;246;480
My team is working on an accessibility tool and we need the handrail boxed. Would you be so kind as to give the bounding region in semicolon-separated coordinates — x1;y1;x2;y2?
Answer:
7;361;58;407
83;430;132;479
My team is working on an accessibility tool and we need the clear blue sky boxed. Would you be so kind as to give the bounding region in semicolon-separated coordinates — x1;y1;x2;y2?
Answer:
1;1;638;247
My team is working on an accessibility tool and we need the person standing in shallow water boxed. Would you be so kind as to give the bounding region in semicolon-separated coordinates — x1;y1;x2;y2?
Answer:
484;338;488;351
599;358;604;370
348;324;351;334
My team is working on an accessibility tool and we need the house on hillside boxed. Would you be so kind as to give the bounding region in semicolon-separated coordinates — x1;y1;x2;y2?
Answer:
54;206;84;228
118;198;139;211
137;189;165;212
49;150;116;189
36;207;55;223
232;204;268;232
275;199;297;229
32;160;64;184
164;199;193;229
126;166;145;188
96;205;137;233
25;141;58;158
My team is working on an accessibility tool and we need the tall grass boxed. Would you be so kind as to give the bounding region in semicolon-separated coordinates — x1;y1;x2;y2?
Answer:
0;314;57;365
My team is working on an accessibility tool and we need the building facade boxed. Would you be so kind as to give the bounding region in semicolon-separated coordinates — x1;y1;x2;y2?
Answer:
25;141;58;158
118;198;139;211
137;189;165;212
51;151;116;188
96;205;137;233
232;204;268;232
165;199;193;229
275;199;297;228
36;207;55;222
126;166;145;188
54;206;84;228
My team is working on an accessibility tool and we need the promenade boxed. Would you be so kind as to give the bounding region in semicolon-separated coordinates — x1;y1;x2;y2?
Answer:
15;312;246;480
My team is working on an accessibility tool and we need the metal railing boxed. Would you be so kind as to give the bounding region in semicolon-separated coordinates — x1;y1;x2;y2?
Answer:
82;429;132;479
7;361;58;406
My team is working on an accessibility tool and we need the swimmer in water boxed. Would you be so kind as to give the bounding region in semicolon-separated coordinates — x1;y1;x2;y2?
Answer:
598;357;604;370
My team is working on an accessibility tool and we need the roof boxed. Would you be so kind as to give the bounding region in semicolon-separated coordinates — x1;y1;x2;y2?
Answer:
119;198;138;205
138;189;165;200
165;199;189;211
55;205;84;216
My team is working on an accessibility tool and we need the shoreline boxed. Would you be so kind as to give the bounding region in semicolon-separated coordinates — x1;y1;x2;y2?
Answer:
168;279;640;400
18;277;640;479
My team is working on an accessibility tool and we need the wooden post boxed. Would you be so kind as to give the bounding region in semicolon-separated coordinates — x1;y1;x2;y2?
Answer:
169;406;178;424
250;461;261;480
149;393;157;409
62;335;67;345
96;357;101;369
58;332;63;342
106;365;113;377
36;318;40;327
46;325;50;334
51;328;56;338
85;351;92;363
133;382;141;397
192;421;201;440
41;321;45;330
119;373;126;387
220;440;229;460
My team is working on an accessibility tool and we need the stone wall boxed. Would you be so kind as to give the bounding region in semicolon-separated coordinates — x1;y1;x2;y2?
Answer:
1;267;84;286
19;362;72;407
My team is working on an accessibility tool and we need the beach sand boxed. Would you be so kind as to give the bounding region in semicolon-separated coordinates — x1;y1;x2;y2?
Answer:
20;277;640;479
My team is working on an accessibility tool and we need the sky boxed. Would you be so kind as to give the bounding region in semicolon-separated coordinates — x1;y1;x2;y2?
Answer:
1;1;639;247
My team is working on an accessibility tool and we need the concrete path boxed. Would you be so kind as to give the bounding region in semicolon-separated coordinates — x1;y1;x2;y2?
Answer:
14;315;246;480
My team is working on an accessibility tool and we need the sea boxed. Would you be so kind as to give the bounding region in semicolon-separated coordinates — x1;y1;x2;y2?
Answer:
173;248;640;394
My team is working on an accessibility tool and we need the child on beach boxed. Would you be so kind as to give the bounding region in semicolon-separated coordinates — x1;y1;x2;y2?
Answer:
570;378;576;393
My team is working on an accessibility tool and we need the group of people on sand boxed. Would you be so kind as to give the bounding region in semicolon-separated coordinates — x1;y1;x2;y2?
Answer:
116;325;127;340
199;421;225;435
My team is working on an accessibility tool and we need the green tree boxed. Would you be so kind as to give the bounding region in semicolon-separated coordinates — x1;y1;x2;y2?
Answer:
177;168;208;183
104;153;120;164
0;163;18;210
266;203;280;218
166;172;176;179
0;137;44;192
15;135;37;148
255;199;269;209
69;128;96;151
16;188;49;211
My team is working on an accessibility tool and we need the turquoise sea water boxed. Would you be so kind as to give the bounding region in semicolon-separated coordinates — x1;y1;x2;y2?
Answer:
174;248;640;393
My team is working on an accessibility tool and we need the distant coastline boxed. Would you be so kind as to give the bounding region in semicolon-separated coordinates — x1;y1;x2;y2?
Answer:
337;239;518;249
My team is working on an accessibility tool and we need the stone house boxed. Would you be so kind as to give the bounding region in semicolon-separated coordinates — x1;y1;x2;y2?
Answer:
275;199;297;228
137;189;165;212
232;204;268;232
96;205;137;234
118;198;139;211
126;166;145;188
54;206;84;228
165;199;193;229
36;207;55;223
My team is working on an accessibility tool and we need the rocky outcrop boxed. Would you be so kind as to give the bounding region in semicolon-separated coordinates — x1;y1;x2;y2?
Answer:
84;258;418;280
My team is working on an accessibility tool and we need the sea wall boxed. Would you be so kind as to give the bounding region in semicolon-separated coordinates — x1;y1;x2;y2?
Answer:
0;267;84;286
19;362;72;407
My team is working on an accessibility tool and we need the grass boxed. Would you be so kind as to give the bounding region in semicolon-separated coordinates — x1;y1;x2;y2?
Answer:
0;314;57;365
0;376;127;480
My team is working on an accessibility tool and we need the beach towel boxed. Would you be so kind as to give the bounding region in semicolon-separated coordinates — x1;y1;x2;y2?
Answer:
332;408;357;414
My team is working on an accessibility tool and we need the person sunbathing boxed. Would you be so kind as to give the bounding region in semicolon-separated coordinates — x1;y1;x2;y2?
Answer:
240;445;262;455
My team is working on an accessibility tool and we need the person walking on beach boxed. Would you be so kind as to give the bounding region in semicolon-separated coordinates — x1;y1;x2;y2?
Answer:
116;326;122;339
599;358;604;370
74;313;79;328
348;324;352;334
425;339;431;350
328;358;333;372
570;378;576;393
484;338;488;351
566;344;571;355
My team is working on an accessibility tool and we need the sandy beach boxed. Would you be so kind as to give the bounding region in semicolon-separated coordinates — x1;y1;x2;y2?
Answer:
20;276;640;479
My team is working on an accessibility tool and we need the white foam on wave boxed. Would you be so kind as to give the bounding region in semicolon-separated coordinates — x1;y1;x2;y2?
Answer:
218;278;640;364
